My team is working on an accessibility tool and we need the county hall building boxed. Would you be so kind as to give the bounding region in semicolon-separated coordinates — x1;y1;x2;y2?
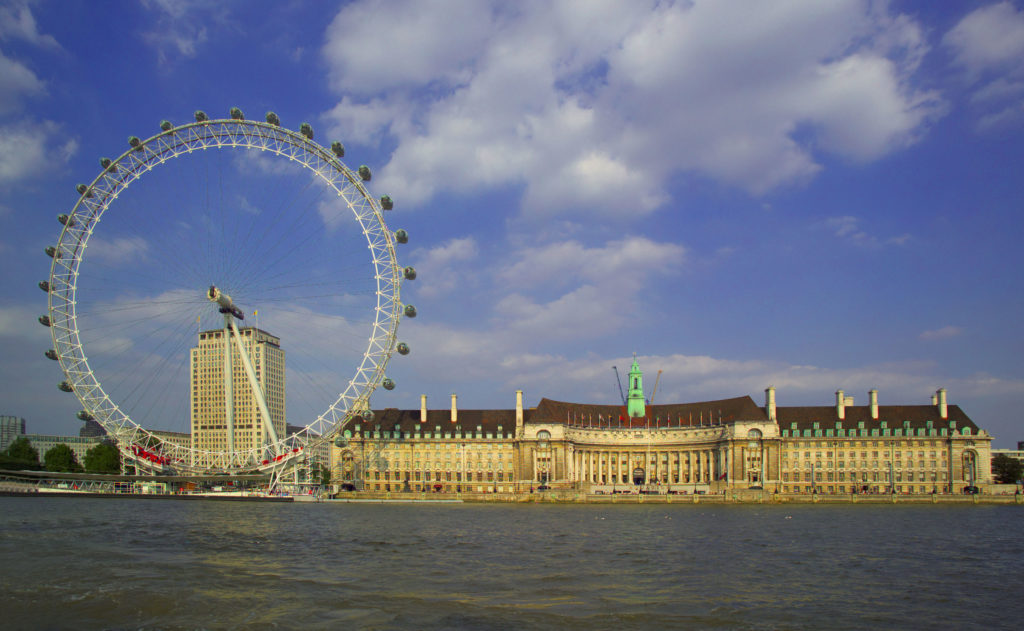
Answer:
330;358;992;495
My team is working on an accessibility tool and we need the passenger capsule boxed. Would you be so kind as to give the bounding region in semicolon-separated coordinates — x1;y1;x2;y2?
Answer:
394;229;408;244
38;315;51;327
266;111;280;126
331;141;345;157
194;110;208;122
44;246;58;258
44;349;58;361
38;280;49;292
74;184;92;198
230;107;245;120
297;123;313;140
382;378;395;391
58;213;72;226
358;165;371;181
403;304;417;318
397;342;410;355
99;157;115;172
361;409;375;422
58;381;74;393
128;136;142;150
403;266;417;281
76;410;93;421
160;120;173;132
380;195;393;210
334;436;348;448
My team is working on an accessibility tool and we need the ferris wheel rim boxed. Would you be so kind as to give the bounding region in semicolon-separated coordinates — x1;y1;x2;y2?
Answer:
46;115;403;473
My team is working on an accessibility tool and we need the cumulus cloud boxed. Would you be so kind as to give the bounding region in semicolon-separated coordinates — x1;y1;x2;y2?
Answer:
410;237;479;297
85;235;150;266
0;50;45;115
499;236;685;290
0;120;78;185
945;2;1024;74
944;2;1024;130
322;0;942;216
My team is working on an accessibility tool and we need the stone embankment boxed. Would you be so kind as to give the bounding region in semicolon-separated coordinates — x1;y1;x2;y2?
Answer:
328;489;1024;505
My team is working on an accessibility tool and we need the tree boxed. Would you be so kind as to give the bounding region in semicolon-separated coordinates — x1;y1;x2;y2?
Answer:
313;461;332;487
0;437;41;470
84;441;121;474
43;444;84;473
992;454;1023;485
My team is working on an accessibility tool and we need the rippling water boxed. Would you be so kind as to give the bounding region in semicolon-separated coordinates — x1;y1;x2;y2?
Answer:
1;497;1022;630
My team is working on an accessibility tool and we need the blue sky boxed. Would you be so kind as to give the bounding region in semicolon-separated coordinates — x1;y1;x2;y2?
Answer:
1;0;1023;447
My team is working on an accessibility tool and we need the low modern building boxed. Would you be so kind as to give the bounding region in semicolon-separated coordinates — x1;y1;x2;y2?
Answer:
22;434;101;466
330;361;992;495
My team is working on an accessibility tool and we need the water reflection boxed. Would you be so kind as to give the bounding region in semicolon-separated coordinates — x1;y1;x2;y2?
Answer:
0;499;1020;629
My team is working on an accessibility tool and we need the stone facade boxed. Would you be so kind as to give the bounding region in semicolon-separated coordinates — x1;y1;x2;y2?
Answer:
331;385;992;495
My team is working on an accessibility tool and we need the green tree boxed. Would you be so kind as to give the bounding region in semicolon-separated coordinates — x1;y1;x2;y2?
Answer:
83;441;121;474
1;437;41;470
992;454;1023;485
313;462;332;487
43;444;84;473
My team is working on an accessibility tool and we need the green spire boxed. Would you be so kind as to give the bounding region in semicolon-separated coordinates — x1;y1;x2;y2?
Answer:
627;354;646;418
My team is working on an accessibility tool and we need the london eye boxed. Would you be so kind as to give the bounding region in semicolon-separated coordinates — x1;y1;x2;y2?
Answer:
40;109;416;475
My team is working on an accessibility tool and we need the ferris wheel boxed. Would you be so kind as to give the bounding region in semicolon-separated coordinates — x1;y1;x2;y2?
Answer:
39;108;417;474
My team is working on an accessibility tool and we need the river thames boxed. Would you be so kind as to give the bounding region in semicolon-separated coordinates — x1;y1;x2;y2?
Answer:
1;497;1021;630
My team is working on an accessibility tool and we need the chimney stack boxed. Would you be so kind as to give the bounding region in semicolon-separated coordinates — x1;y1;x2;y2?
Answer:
869;389;878;420
515;390;524;430
765;386;776;421
420;394;428;423
451;393;458;424
937;388;947;419
836;390;846;420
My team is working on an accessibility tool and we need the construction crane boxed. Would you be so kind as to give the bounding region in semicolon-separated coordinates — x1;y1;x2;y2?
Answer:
647;370;663;405
612;366;626;405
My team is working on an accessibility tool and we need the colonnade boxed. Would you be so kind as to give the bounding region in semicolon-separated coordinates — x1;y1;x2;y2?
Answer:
570;447;728;485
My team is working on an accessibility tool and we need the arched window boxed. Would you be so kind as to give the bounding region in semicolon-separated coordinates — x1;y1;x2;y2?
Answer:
536;430;551;449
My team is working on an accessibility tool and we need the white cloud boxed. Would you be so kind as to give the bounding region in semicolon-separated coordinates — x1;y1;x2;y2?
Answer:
0;49;45;115
0;2;59;49
322;0;941;216
0;120;77;185
141;0;223;64
85;235;150;266
0;304;52;343
944;2;1024;74
825;216;910;248
499;236;685;290
410;237;479;297
944;2;1024;130
920;325;963;341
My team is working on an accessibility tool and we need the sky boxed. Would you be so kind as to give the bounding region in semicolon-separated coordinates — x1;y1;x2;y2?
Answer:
1;0;1023;447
